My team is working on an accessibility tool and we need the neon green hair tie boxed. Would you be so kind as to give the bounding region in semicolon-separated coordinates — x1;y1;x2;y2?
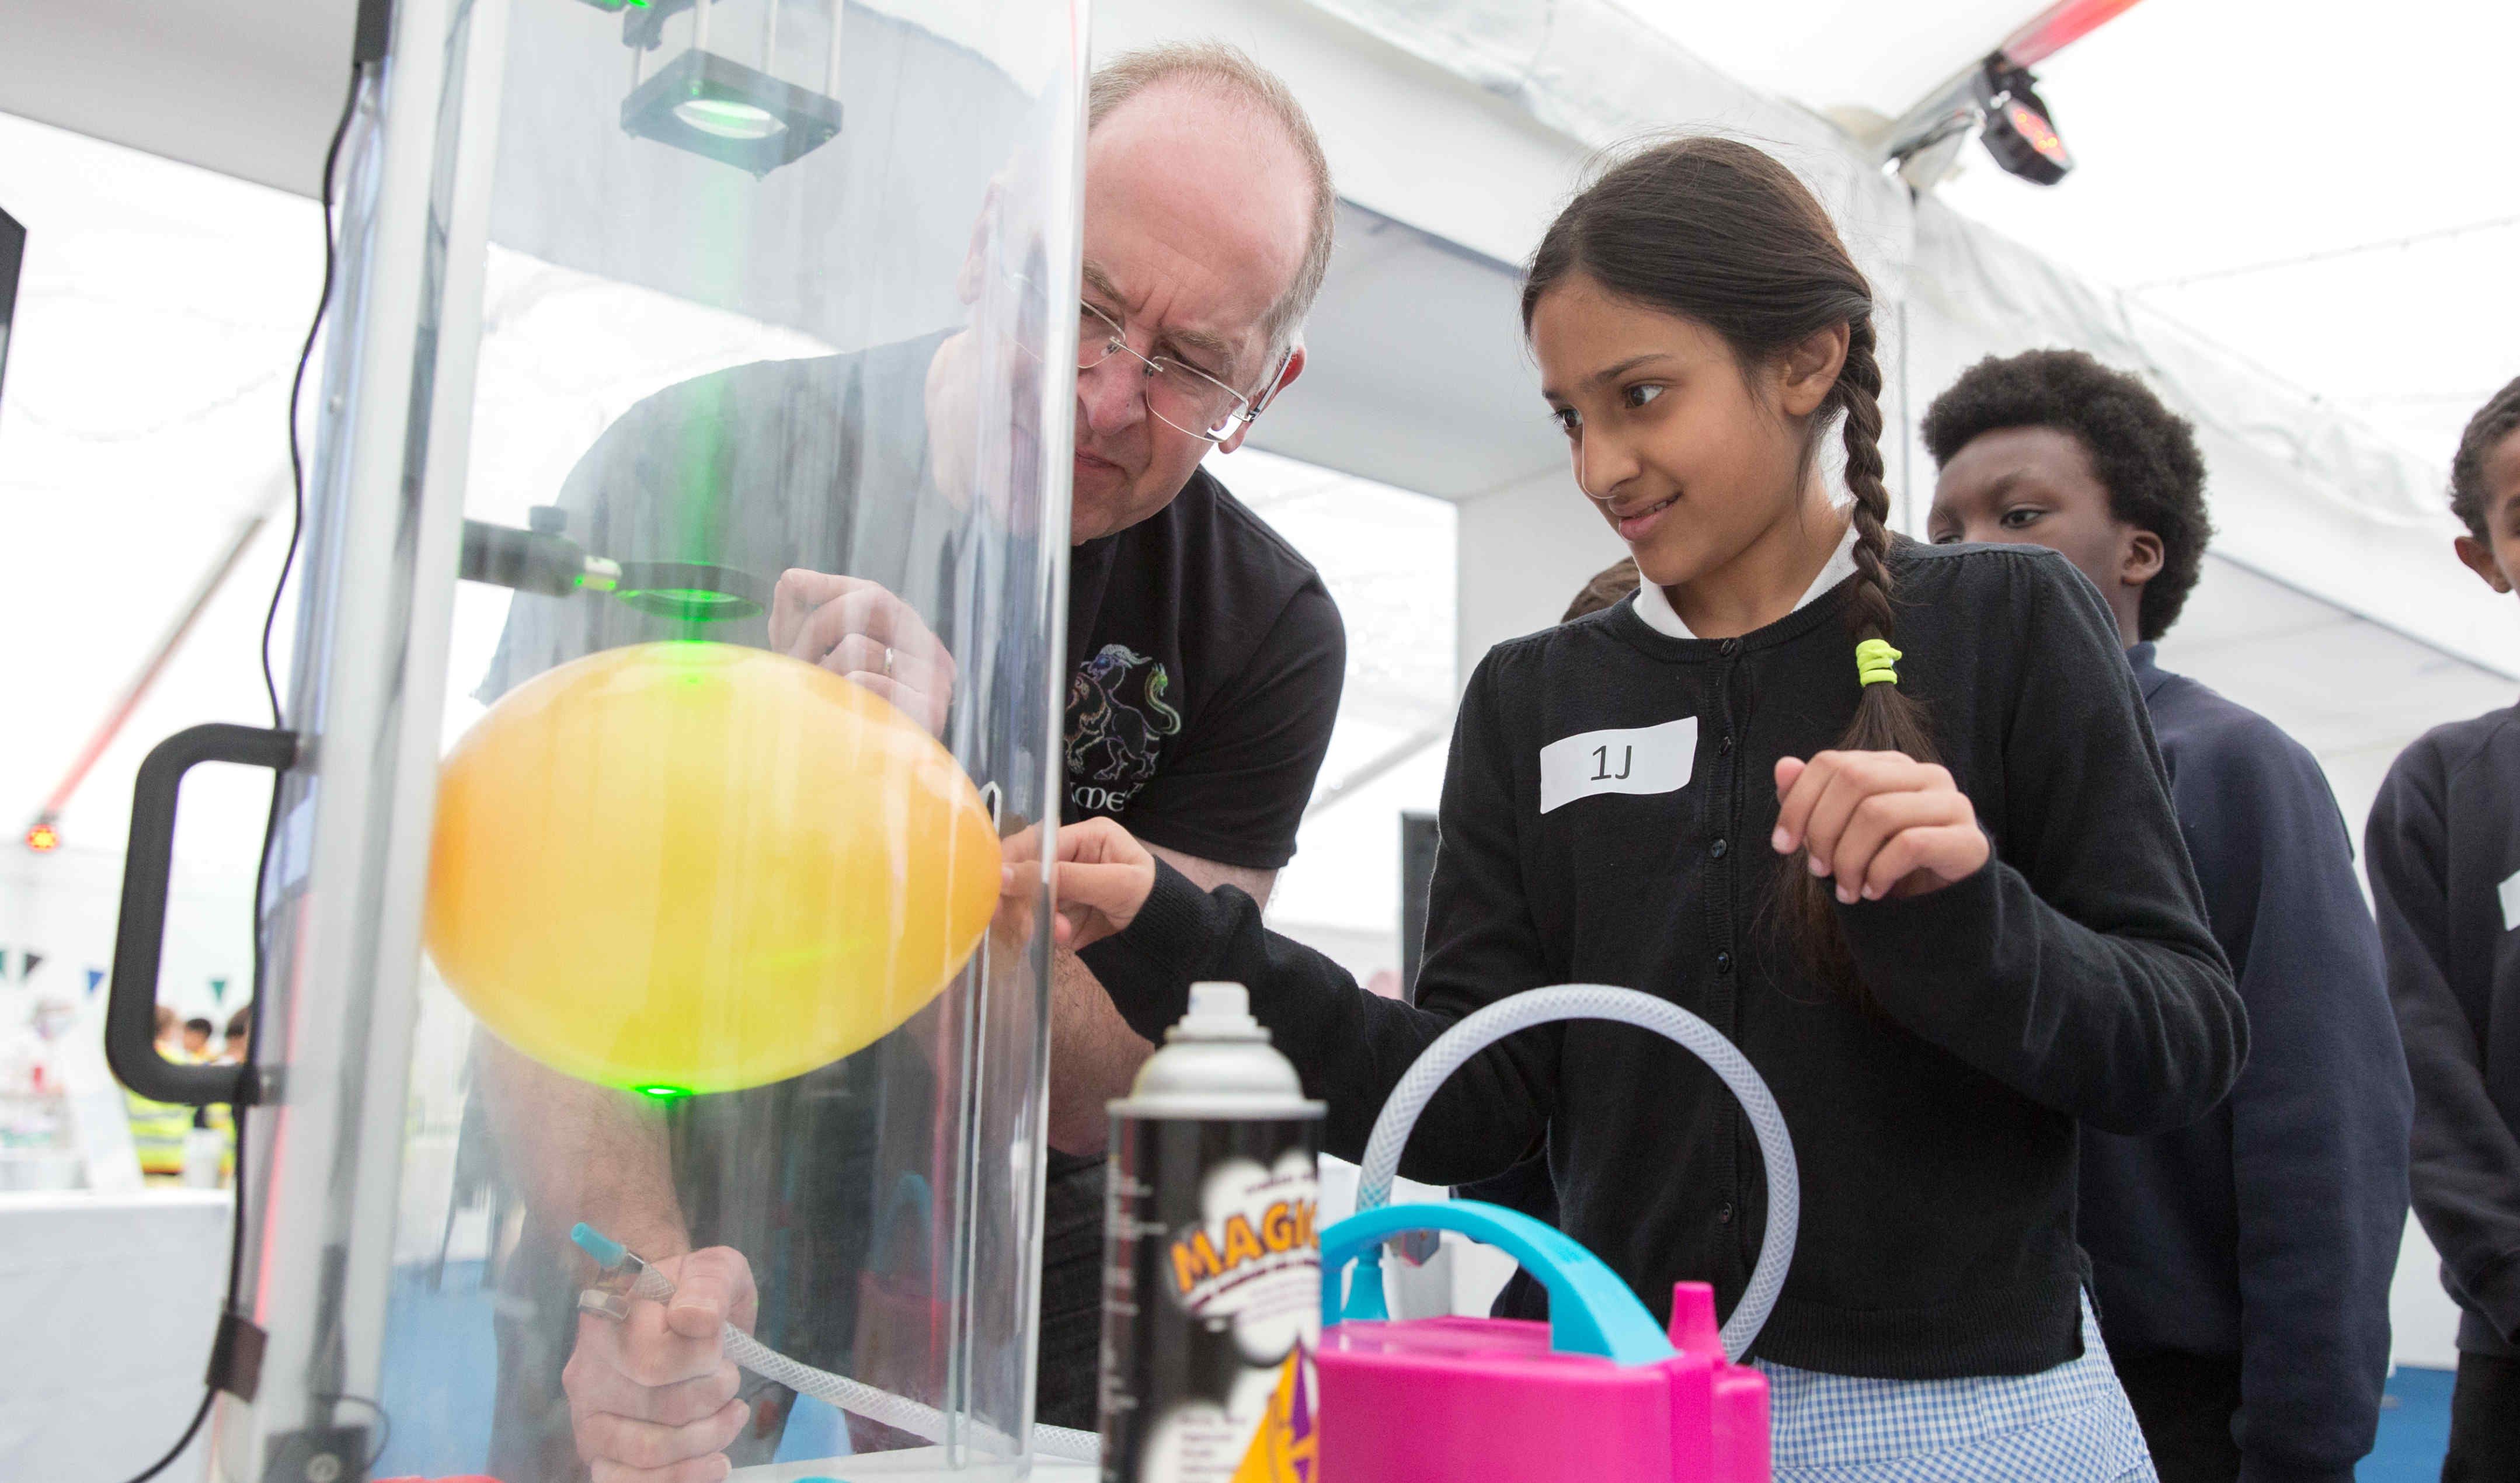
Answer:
1855;638;1902;687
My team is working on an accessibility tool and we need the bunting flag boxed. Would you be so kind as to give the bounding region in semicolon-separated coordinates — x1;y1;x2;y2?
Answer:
86;969;106;998
20;952;42;983
208;976;228;1004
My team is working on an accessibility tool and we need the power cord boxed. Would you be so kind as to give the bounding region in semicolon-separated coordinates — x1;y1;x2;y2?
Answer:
116;55;372;1483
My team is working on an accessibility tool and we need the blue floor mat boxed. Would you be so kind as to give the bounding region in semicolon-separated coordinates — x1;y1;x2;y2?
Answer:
2358;1366;2453;1482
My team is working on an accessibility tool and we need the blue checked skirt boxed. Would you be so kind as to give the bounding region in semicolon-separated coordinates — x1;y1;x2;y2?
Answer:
1755;1293;2158;1482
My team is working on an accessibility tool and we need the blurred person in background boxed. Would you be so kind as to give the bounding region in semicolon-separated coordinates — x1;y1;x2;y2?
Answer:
220;1006;250;1064
2365;374;2520;1481
128;1007;194;1182
1924;349;2411;1483
179;1017;214;1063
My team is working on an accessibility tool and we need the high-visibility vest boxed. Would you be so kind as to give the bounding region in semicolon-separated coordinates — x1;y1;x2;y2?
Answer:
125;1089;193;1177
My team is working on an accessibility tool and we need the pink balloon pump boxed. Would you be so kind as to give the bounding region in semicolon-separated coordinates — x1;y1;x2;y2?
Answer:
1311;986;1798;1482
1316;1202;1770;1481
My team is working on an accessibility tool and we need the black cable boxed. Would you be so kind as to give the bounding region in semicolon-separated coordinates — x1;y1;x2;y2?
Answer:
116;58;369;1483
314;1392;394;1468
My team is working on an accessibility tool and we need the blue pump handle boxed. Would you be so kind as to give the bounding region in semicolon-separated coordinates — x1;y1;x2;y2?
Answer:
1319;1199;1676;1366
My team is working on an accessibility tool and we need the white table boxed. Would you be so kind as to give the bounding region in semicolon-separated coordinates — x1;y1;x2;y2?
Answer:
1;1188;229;1480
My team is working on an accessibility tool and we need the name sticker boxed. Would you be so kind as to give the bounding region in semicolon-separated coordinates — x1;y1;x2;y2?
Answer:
2500;868;2520;933
1539;718;1698;814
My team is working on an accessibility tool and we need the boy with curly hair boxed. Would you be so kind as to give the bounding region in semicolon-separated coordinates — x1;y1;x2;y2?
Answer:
1926;349;2413;1483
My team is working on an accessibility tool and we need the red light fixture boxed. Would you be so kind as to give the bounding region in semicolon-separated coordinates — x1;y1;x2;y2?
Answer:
2000;0;2149;69
25;818;61;854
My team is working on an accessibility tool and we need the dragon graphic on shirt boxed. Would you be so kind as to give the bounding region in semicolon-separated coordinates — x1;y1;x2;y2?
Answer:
1066;645;1184;803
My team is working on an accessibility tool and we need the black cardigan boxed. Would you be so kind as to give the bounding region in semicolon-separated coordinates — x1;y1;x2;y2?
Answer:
1084;541;2243;1378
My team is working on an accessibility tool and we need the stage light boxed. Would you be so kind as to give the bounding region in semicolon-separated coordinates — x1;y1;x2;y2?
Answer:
2000;0;2149;69
1877;1;2137;192
1;204;22;416
1975;62;2073;186
616;0;843;177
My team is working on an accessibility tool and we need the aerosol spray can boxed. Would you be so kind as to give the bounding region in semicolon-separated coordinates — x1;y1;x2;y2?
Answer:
1098;981;1324;1482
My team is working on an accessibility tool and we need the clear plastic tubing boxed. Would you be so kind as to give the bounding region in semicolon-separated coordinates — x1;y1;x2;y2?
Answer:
1351;984;1800;1362
617;1264;1103;1464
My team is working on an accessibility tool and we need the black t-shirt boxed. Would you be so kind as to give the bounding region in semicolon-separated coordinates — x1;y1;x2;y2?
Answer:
1062;471;1346;866
475;339;1342;1435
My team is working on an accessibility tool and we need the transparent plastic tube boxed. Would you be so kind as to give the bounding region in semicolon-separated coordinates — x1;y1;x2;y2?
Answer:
1351;984;1799;1362
618;1265;1102;1463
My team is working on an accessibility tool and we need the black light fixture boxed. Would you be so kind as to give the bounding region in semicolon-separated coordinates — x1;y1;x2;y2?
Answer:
1877;0;2135;191
607;0;844;177
0;204;23;416
1974;60;2074;186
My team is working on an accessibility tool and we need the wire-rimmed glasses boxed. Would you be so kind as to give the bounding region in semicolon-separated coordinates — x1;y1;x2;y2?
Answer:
1077;299;1285;444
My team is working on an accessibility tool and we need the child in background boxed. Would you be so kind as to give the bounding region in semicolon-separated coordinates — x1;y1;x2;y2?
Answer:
2365;374;2520;1481
1038;137;2243;1479
1924;349;2410;1483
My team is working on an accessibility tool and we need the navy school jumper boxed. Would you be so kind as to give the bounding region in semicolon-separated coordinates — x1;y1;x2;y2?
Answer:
2079;644;2410;1481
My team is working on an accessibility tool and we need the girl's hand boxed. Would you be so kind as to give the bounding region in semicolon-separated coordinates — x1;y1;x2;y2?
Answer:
999;817;1158;951
1771;751;1989;904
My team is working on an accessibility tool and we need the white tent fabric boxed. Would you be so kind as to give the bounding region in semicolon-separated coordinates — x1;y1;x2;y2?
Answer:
1287;0;2514;680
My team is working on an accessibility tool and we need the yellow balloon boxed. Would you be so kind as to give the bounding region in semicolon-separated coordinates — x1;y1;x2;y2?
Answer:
424;641;1003;1094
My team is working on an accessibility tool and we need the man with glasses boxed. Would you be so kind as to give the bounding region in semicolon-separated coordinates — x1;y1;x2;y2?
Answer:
476;43;1344;1477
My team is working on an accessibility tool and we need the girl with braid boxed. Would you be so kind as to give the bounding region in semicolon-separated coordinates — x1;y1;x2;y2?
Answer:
1027;138;2239;1477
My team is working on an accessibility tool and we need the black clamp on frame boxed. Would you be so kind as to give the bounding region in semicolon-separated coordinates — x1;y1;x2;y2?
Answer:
105;723;299;1109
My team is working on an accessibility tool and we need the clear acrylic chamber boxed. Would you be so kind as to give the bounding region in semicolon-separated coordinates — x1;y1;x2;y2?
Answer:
227;1;1086;1478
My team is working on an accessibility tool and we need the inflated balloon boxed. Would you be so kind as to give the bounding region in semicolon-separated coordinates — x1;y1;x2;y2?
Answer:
425;641;1003;1094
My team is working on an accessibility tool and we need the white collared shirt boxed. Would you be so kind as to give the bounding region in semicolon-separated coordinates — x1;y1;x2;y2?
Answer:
1630;515;1861;640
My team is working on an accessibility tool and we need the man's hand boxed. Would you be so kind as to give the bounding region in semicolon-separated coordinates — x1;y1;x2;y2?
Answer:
1772;750;1988;903
1004;817;1159;952
769;570;957;736
563;1246;758;1483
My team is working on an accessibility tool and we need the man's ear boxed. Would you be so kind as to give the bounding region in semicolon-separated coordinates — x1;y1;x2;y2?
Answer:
1219;343;1306;455
1776;322;1851;420
2123;529;2166;590
2455;533;2514;594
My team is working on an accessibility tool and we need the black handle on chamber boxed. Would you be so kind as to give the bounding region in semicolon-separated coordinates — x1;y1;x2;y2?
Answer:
106;723;298;1108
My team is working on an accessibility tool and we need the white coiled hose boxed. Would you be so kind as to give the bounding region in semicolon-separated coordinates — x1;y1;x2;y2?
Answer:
616;1263;1103;1463
1351;984;1799;1362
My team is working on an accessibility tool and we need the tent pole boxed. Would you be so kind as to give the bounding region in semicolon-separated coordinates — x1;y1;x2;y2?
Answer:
23;479;287;850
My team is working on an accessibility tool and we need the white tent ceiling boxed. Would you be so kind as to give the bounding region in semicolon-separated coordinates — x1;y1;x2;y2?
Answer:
1627;0;2045;117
